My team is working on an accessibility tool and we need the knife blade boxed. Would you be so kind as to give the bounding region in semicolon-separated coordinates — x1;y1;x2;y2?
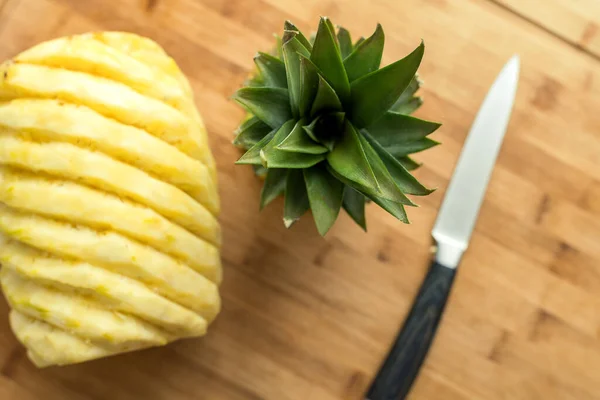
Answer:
366;55;520;400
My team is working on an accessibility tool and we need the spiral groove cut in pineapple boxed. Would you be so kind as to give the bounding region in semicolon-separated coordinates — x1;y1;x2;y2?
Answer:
0;32;222;367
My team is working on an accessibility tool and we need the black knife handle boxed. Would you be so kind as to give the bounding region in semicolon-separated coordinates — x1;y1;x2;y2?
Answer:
366;260;457;400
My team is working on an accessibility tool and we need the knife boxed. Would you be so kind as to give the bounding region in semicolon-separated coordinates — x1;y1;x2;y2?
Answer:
365;55;520;400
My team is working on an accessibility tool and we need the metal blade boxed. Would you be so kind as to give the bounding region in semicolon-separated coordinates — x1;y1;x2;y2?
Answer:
432;55;520;268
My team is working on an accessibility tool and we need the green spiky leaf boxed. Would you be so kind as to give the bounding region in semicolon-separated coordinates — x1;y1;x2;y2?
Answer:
284;21;313;51
394;75;421;106
337;27;353;59
385;138;439;157
236;130;275;165
254;52;288;88
233;87;292;128
261;120;326;168
356;132;415;206
324;18;339;49
277;118;328;154
350;41;424;128
366;112;441;144
368;195;409;223
327;164;408;222
342;186;366;230
393;97;423;115
398;156;421;171
327;122;413;205
362;130;433;196
344;24;384;82
284;169;310;227
327;121;378;193
233;116;272;147
303;118;320;143
283;32;311;117
304;164;344;235
310;75;343;117
311;17;350;103
327;163;409;224
298;55;319;117
260;169;288;209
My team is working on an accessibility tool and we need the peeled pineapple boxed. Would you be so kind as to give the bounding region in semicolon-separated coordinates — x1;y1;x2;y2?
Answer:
0;32;221;367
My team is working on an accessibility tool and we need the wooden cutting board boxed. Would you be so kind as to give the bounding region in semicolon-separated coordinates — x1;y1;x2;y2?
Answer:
0;0;598;399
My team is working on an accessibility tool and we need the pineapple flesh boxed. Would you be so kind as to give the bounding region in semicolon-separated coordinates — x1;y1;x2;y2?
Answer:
0;32;221;367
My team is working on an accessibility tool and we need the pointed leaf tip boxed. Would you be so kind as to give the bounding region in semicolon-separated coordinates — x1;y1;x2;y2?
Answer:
393;96;423;115
233;87;292;128
260;168;288;210
254;52;288;88
327;121;416;205
327;165;411;224
370;196;410;223
366;112;441;147
357;132;416;206
337;27;353;59
304;165;344;236
235;130;275;165
394;74;422;108
323;17;339;48
310;74;343;117
262;120;326;168
398;156;422;171
362;130;434;196
385;137;440;158
350;41;425;128
311;18;350;104
276;117;328;154
283;33;312;117
298;55;320;117
284;21;312;50
284;169;310;228
282;30;294;45
327;121;379;193
344;23;385;82
233;116;272;148
342;186;367;230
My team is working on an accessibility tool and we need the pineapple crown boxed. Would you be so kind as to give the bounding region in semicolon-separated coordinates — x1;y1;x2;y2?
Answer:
233;17;441;235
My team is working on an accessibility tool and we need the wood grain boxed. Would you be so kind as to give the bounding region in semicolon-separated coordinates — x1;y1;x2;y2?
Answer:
0;0;597;399
492;0;600;59
367;261;457;399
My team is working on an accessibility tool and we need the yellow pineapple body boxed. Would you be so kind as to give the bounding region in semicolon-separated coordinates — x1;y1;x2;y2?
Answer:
0;32;221;367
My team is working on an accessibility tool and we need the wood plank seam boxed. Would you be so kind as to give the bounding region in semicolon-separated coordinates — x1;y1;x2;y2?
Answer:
486;0;600;63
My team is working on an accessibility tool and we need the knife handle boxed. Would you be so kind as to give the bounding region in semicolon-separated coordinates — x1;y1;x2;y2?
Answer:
365;260;456;400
